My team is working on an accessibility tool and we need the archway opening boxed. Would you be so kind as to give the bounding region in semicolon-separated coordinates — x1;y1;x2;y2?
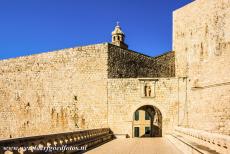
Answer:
132;105;162;137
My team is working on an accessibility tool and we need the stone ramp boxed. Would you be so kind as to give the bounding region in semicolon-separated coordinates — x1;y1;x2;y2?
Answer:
85;138;183;154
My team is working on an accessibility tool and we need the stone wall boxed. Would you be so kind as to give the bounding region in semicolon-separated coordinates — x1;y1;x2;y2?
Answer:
153;51;175;78
0;43;109;139
108;44;175;78
0;41;178;140
107;78;180;137
173;0;230;135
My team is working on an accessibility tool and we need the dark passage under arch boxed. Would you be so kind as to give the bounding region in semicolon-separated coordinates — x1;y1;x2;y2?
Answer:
133;105;162;137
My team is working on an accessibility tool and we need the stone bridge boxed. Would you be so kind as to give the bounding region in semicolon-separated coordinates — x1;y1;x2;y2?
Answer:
1;127;230;154
0;0;230;154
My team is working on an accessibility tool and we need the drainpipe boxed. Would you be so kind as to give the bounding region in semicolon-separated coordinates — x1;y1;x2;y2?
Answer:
177;76;188;127
184;77;188;127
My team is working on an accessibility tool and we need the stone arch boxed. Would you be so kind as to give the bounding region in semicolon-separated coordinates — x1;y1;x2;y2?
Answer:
117;35;120;41
131;104;163;137
129;103;164;120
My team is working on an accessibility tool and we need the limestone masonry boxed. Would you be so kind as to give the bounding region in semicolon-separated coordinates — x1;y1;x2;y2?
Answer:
0;0;229;139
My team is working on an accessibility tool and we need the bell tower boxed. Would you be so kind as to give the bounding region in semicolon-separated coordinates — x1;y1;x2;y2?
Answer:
111;22;128;49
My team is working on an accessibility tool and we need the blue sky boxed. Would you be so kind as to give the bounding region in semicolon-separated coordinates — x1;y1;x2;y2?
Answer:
0;0;193;60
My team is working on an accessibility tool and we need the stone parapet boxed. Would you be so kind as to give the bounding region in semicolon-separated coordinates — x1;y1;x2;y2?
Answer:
173;126;230;154
0;128;114;154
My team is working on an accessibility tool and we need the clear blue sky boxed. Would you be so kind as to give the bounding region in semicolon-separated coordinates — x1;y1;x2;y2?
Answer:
0;0;193;60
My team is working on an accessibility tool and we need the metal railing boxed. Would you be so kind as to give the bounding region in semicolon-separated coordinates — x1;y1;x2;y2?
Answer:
0;128;114;154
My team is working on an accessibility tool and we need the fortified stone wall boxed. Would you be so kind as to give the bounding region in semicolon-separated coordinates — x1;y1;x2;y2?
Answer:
107;78;180;137
153;52;175;77
174;0;230;135
0;43;109;139
0;41;177;140
108;44;175;78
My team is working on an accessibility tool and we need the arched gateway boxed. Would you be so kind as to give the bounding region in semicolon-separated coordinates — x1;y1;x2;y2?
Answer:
132;105;162;137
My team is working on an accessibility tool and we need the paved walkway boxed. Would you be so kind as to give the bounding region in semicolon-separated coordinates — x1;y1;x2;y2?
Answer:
86;138;183;154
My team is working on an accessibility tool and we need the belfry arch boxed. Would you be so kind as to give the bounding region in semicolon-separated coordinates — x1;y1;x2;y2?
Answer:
132;105;162;137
